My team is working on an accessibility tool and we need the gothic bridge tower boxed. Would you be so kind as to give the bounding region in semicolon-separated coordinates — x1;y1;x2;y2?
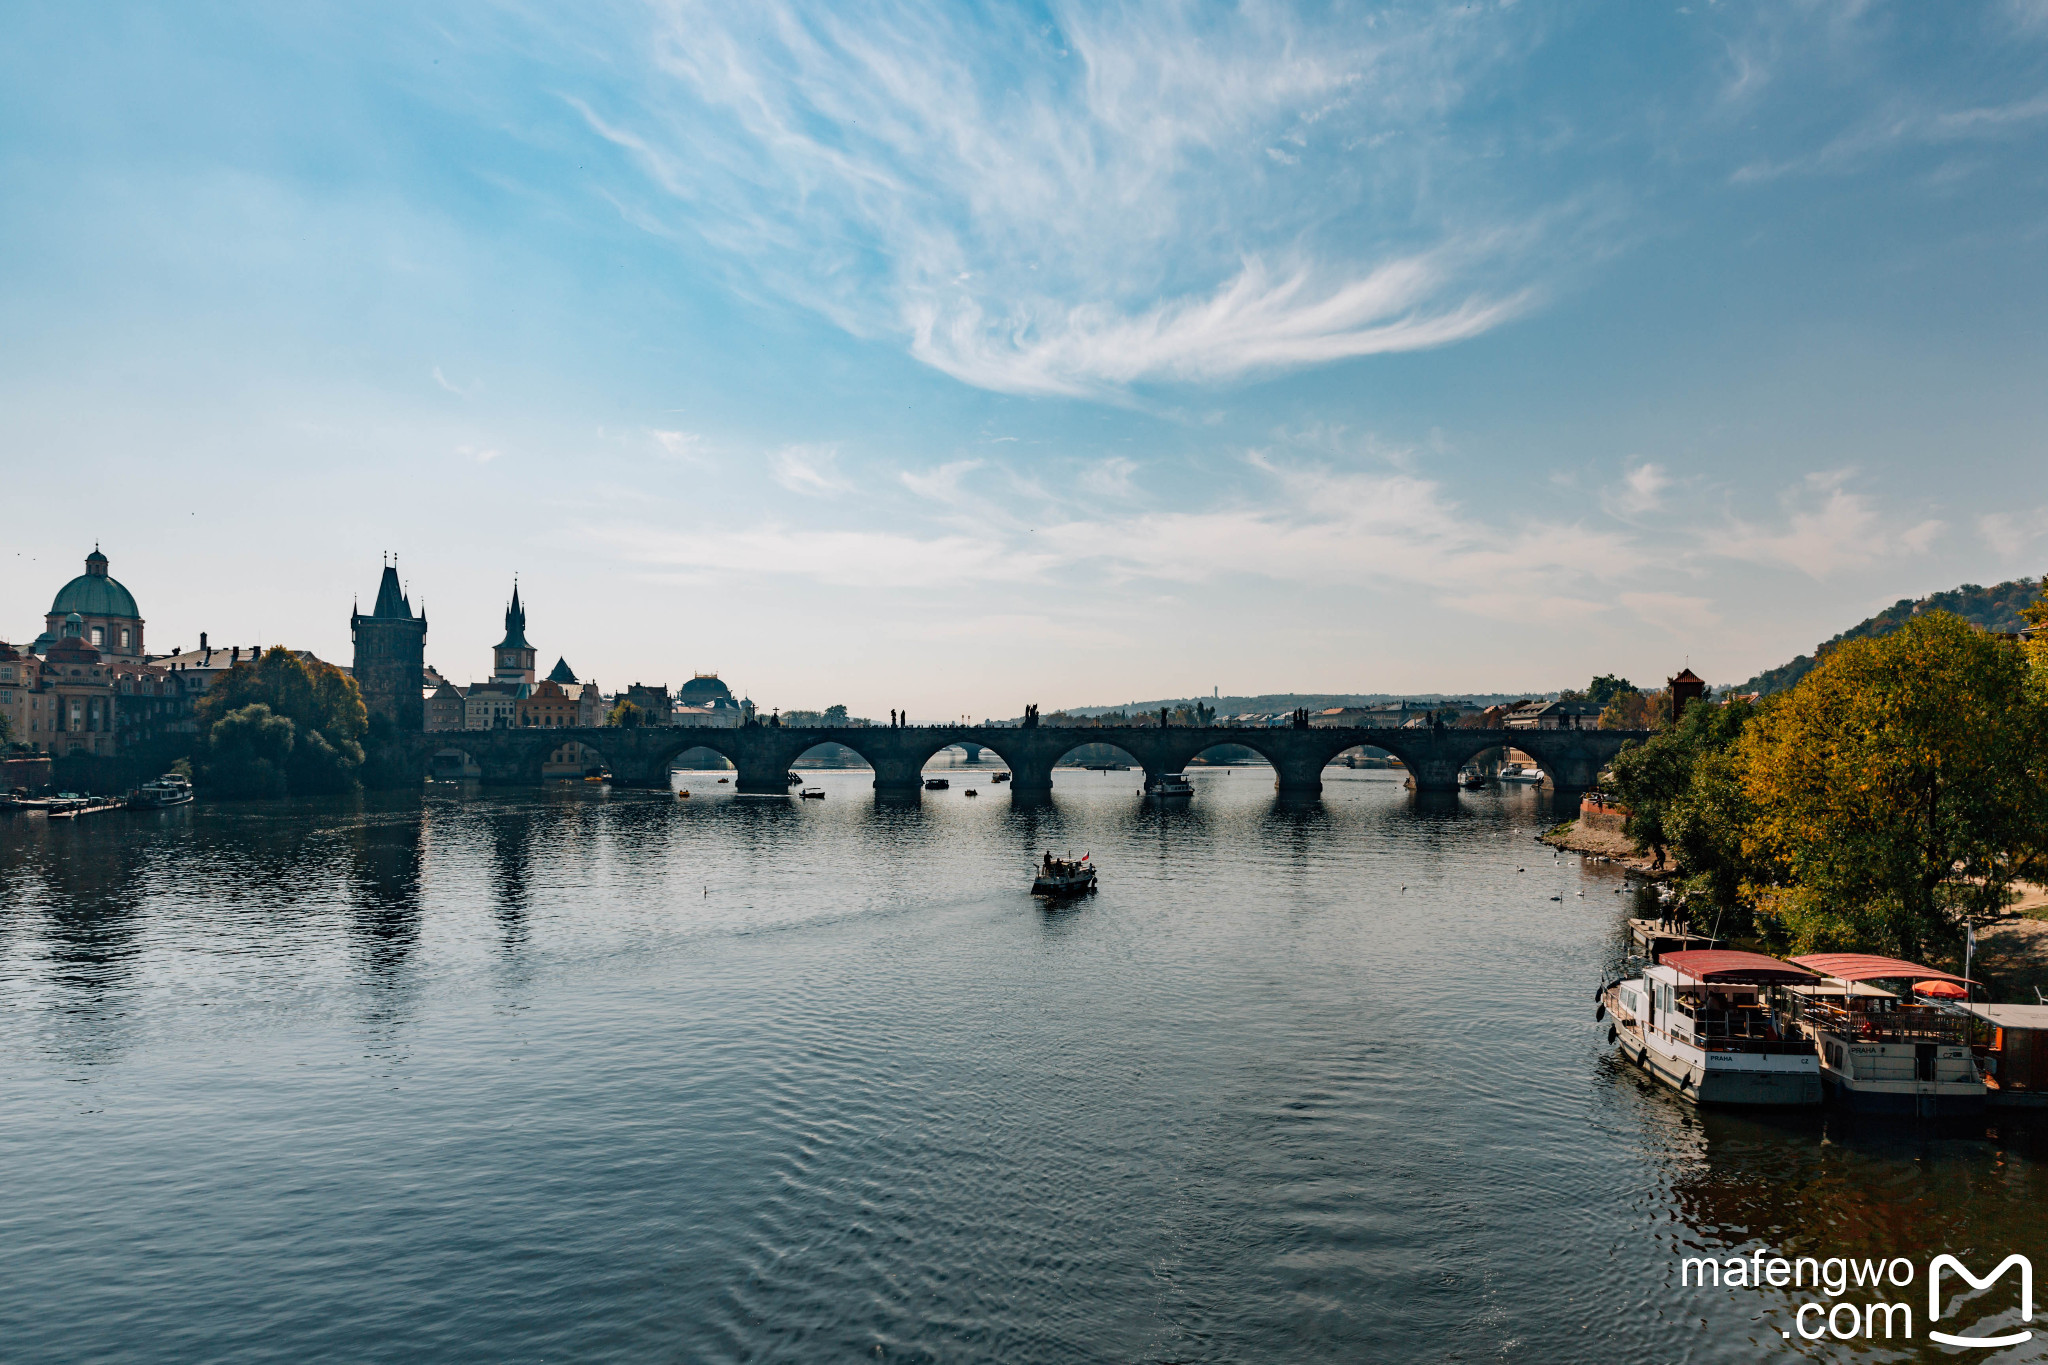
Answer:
351;559;427;731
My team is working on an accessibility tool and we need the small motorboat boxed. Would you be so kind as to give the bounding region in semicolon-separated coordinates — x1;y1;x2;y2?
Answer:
1143;772;1193;798
964;788;978;797
717;778;729;784
991;772;1010;783
924;777;950;790
800;787;826;799
1459;770;1486;790
677;789;691;798
1032;851;1097;897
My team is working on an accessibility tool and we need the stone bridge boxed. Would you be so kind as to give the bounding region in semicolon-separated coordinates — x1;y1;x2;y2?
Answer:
402;725;1648;798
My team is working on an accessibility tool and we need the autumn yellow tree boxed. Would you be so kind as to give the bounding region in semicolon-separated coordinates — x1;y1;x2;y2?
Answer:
1738;611;2048;957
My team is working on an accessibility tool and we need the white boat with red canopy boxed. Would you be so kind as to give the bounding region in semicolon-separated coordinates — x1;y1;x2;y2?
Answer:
1603;950;1823;1106
1780;954;1986;1117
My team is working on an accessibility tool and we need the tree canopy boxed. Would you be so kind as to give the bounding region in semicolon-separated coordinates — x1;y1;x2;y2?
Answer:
1737;610;2048;958
193;647;368;797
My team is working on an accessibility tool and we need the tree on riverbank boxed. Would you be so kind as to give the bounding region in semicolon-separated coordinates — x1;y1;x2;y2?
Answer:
1739;611;2048;959
194;647;367;797
1607;693;1761;928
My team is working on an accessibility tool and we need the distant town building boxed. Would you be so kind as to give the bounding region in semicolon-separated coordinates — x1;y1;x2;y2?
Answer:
623;682;673;724
425;679;466;732
1504;699;1605;730
673;673;748;728
517;679;578;728
546;657;605;726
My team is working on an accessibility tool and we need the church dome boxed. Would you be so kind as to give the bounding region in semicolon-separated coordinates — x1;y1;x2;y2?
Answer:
679;673;733;704
50;548;140;620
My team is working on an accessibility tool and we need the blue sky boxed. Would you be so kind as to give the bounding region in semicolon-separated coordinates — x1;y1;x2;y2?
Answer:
5;1;2048;714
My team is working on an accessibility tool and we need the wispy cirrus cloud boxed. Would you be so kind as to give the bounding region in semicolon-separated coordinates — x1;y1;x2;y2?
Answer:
576;0;1553;397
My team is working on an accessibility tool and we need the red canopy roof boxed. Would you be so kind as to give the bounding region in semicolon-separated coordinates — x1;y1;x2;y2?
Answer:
1661;950;1818;985
1789;953;1975;986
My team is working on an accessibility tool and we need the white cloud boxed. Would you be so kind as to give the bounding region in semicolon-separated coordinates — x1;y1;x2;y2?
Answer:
1604;461;1671;518
1709;471;1940;576
651;429;710;463
772;444;851;497
431;366;471;397
577;0;1550;396
456;443;501;464
592;453;1643;615
1980;506;2048;557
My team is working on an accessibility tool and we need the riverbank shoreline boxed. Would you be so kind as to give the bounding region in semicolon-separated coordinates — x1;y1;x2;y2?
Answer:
1546;814;2048;1000
1540;814;1674;880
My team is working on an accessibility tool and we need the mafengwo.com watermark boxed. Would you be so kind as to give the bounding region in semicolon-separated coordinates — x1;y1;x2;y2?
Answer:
1681;1250;2032;1347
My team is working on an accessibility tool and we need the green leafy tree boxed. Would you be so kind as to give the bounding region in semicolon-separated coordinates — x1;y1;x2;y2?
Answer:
606;699;648;728
194;647;367;796
201;703;296;798
1599;687;1664;730
1608;694;1759;879
2024;572;2048;697
1738;611;2048;958
822;704;849;726
1586;674;1634;708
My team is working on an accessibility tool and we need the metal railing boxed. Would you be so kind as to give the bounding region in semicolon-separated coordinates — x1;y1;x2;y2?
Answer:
1787;998;1970;1046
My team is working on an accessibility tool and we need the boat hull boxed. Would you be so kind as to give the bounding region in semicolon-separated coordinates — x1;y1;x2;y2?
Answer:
1806;1032;1986;1117
1608;985;1821;1107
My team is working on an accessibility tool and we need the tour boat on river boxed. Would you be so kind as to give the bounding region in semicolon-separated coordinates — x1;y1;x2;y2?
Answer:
1780;954;1986;1117
1143;772;1193;798
1602;950;1823;1106
1032;852;1096;897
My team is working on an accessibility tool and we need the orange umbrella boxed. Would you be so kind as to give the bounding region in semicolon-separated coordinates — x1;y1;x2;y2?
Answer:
1912;979;1967;1000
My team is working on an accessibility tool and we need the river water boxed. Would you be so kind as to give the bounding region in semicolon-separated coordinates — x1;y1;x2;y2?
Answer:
3;767;2043;1363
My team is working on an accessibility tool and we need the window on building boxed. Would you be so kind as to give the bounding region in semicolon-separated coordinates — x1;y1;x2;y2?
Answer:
91;626;105;646
121;628;132;648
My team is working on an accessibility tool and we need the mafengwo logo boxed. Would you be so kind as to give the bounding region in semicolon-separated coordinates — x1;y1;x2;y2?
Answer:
1680;1250;2032;1345
1929;1254;2032;1349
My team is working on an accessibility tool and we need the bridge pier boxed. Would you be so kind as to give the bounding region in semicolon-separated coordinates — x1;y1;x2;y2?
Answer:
1007;755;1055;799
1405;752;1463;795
733;766;789;794
1272;755;1325;798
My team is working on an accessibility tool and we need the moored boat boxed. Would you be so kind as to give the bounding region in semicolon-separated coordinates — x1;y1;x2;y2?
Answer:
1602;950;1822;1105
1142;771;1193;798
1781;954;1987;1117
924;776;950;790
1498;763;1545;785
799;787;825;799
130;774;194;809
1032;851;1096;896
1964;1002;2048;1109
991;771;1009;783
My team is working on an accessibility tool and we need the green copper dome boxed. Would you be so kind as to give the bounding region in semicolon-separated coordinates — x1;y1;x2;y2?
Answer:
50;548;140;619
